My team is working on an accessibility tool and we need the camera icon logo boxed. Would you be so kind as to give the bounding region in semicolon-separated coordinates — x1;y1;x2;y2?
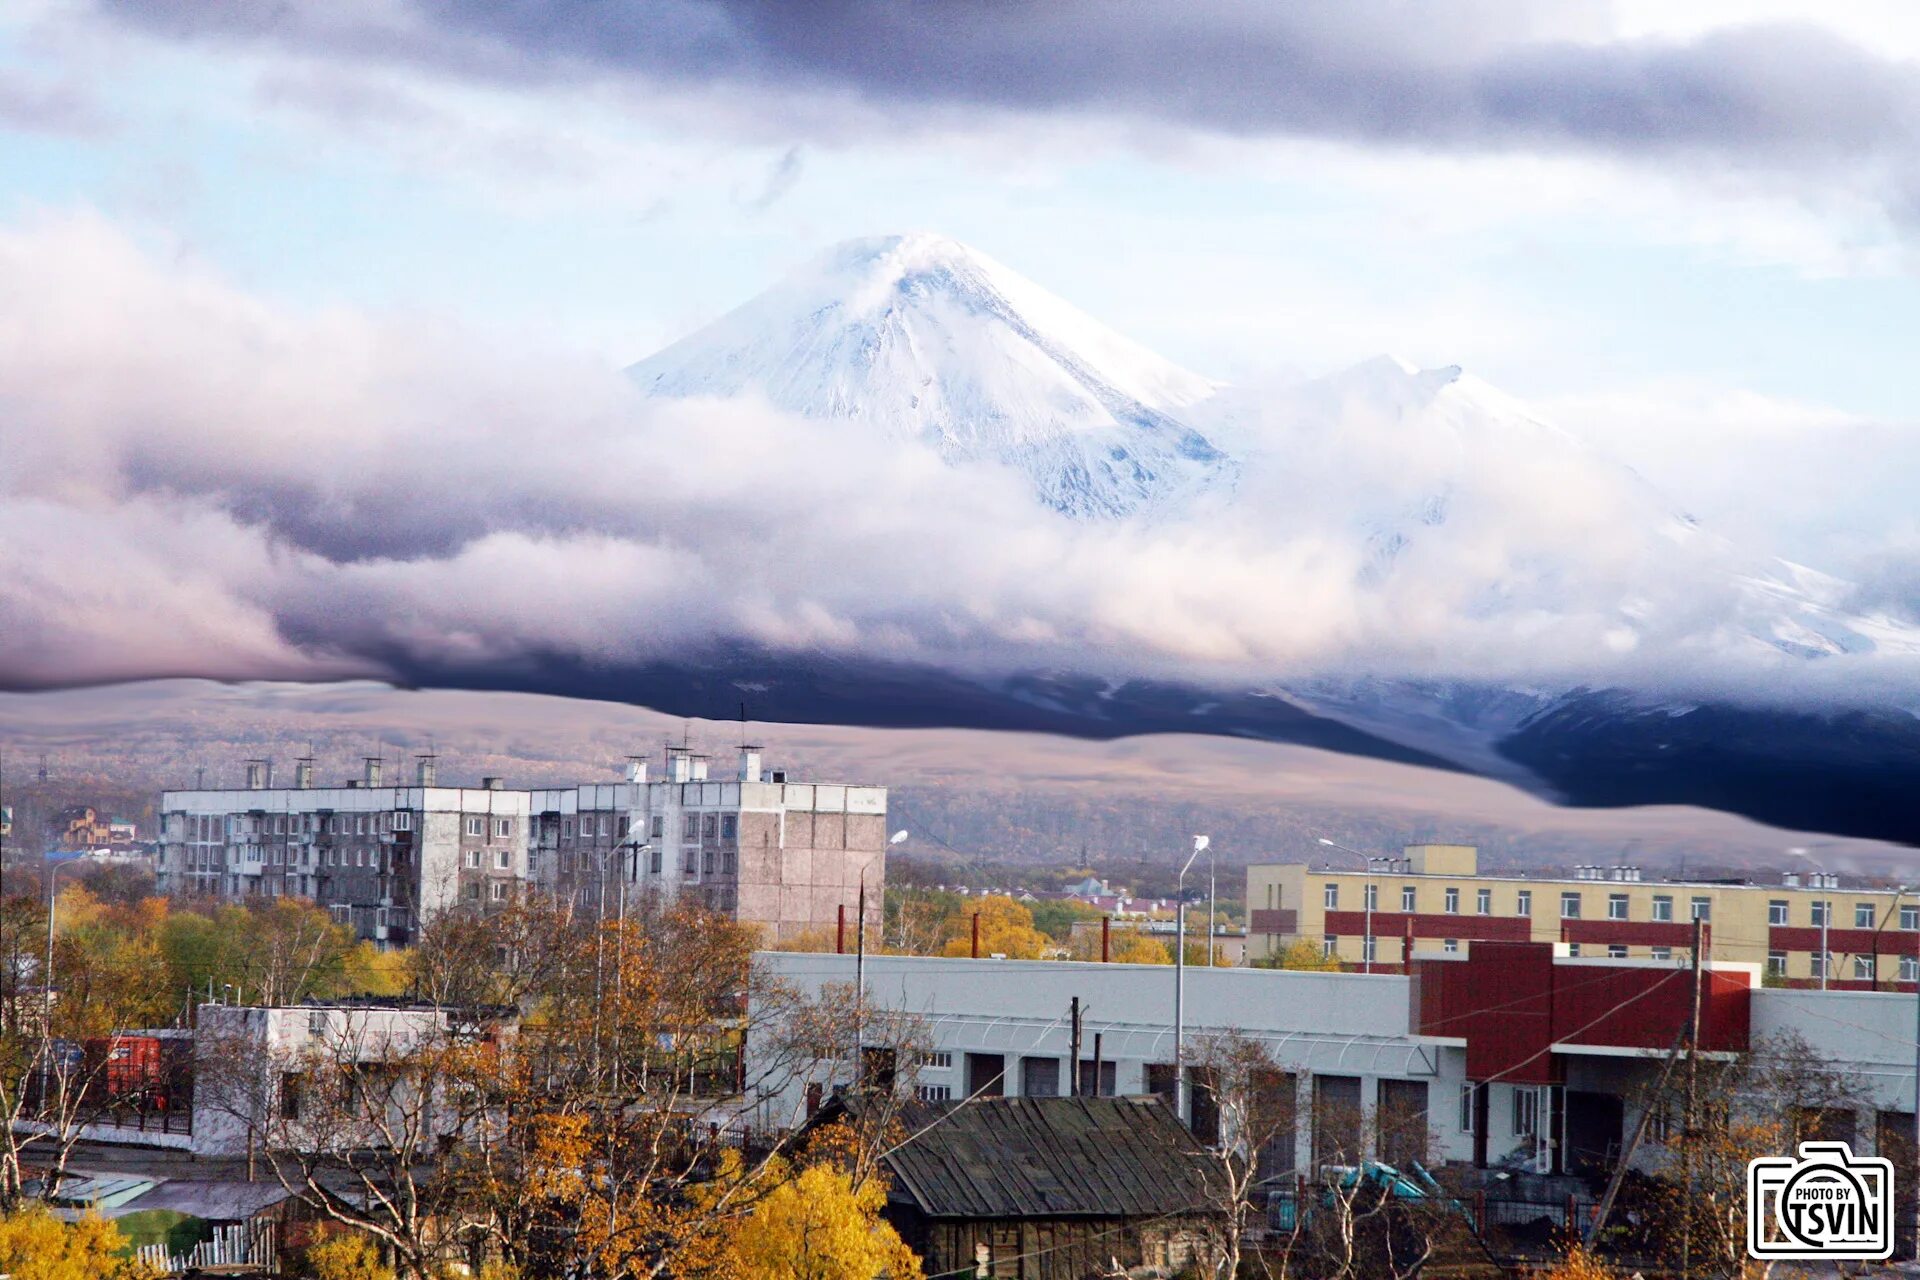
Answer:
1747;1141;1894;1260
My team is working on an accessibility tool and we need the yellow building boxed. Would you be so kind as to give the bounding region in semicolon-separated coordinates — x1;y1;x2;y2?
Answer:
1247;844;1920;989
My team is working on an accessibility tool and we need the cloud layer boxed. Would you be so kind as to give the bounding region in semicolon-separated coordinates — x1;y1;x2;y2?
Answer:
92;2;1920;215
1;211;1916;710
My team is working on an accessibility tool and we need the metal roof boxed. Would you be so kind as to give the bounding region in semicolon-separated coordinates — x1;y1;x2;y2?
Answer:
880;1096;1223;1221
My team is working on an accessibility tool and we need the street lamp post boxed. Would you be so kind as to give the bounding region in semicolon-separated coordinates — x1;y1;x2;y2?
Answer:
1174;835;1208;1127
38;856;87;1117
1318;838;1380;971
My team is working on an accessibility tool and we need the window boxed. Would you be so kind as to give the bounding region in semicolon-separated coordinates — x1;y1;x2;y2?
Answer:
562;819;573;838
703;814;718;839
357;816;368;835
1651;895;1673;921
1903;905;1920;931
1567;943;1581;956
1811;900;1829;927
721;815;737;840
1811;952;1830;979
617;816;630;839
393;811;411;831
1020;1056;1061;1098
1854;955;1874;980
465;882;481;901
1607;944;1628;959
1476;888;1492;915
465;849;481;869
1324;883;1339;910
1362;936;1377;963
1902;956;1919;982
1769;900;1789;925
1516;889;1532;916
1608;894;1628;920
920;1051;953;1071
1400;886;1416;912
1856;902;1877;929
1652;946;1672;961
683;815;699;839
1560;892;1582;920
917;1085;953;1102
1363;884;1377;911
649;846;662;874
1444;887;1460;913
1690;897;1711;923
1459;1084;1475;1133
495;849;510;870
1322;936;1338;957
490;882;508;902
1442;939;1459;954
465;817;482;837
650;816;664;839
496;818;512;838
1512;1088;1538;1138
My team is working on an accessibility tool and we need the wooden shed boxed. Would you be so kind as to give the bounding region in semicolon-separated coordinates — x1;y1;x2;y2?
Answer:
875;1095;1224;1280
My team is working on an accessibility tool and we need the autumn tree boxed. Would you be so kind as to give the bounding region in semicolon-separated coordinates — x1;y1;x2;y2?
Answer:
1262;939;1343;972
939;895;1051;959
0;1202;158;1279
707;1159;923;1280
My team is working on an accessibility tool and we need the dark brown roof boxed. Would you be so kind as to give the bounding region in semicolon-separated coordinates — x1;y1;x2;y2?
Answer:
880;1095;1223;1220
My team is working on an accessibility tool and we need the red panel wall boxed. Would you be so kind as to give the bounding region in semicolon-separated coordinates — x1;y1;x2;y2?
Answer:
1770;926;1920;956
1413;942;1752;1085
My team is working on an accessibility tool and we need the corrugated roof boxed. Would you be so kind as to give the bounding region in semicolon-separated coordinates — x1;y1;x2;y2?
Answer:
881;1095;1223;1220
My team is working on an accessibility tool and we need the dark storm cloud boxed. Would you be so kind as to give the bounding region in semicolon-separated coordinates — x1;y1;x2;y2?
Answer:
94;1;1920;177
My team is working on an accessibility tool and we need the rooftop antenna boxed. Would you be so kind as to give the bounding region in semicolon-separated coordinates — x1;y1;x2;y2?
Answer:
739;700;749;749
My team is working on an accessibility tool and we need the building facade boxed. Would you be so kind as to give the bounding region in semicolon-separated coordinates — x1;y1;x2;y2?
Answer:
752;947;1920;1190
157;747;887;948
1247;843;1920;989
156;757;529;945
529;745;888;943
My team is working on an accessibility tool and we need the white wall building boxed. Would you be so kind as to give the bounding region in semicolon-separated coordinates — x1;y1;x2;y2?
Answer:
156;757;529;945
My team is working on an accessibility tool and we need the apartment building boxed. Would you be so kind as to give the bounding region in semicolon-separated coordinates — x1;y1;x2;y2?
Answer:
1247;843;1920;989
528;745;888;944
155;757;529;946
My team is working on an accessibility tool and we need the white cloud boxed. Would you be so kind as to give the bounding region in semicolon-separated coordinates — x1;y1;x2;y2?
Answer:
1;210;1917;709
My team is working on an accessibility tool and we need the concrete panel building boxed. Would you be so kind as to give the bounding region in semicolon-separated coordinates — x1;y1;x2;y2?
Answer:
529;745;887;944
155;756;529;946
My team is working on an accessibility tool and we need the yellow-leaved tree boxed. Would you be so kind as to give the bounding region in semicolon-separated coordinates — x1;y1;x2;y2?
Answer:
718;1161;923;1280
940;896;1051;959
1270;938;1343;972
0;1204;158;1280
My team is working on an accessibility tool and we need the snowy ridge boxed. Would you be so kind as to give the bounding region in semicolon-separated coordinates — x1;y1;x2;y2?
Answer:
629;233;1232;519
630;232;1920;664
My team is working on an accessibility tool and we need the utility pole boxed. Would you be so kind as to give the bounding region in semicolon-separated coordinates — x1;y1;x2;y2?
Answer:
1069;997;1082;1096
1175;836;1207;1128
853;876;867;1089
1680;915;1704;1280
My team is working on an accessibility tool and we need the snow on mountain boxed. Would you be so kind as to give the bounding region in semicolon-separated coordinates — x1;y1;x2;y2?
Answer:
627;232;1233;519
628;233;1920;666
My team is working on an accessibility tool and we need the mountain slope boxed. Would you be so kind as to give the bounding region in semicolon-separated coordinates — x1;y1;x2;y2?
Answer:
628;233;1233;518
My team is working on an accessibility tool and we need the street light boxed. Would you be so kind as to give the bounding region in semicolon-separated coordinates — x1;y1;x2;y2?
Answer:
1174;835;1207;1128
1319;838;1382;972
38;855;88;1117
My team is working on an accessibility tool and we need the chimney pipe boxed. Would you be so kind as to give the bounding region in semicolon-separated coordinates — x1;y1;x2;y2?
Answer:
625;756;647;784
363;756;383;788
690;756;708;782
245;759;267;790
416;755;437;787
294;758;314;790
739;746;761;783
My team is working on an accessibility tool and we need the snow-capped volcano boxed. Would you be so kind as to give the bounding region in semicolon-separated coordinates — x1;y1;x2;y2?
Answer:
627;233;1233;518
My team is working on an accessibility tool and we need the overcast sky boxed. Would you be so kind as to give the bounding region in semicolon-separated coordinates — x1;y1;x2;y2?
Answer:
5;1;1920;702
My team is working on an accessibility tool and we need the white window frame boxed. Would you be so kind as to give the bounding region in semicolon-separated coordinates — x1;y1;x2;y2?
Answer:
1560;892;1581;920
1324;883;1339;910
1401;886;1416;912
1690;896;1712;923
1515;890;1532;917
1855;902;1876;929
1444;887;1460;914
1476;888;1492;915
1769;900;1788;925
1512;1087;1538;1138
1607;894;1628;920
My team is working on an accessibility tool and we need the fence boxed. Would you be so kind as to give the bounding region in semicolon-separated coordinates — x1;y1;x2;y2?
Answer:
134;1219;277;1274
